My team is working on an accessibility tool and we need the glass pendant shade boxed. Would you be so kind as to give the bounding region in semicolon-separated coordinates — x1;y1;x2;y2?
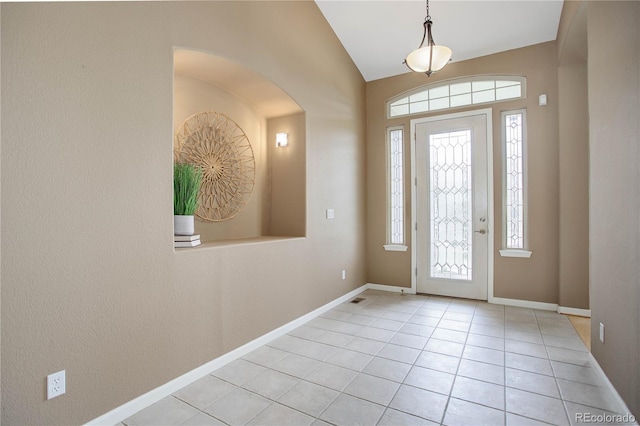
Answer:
403;0;452;77
405;44;452;74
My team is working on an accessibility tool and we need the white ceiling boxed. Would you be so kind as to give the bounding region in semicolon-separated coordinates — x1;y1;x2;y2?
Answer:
315;0;564;82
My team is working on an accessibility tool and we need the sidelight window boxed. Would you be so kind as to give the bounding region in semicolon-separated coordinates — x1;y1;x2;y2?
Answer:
501;109;532;258
385;126;407;250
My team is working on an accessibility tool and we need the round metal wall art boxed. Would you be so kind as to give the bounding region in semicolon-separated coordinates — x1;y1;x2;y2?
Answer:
174;111;256;222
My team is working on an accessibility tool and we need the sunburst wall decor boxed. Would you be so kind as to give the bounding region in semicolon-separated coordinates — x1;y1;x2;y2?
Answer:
174;112;256;222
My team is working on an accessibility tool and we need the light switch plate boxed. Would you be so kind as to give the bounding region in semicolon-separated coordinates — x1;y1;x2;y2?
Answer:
539;94;548;106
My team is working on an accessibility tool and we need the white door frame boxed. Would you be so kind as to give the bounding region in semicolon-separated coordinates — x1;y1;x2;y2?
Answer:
409;108;494;298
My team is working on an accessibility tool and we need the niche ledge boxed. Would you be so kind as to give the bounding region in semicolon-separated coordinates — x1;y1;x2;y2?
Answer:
174;236;306;252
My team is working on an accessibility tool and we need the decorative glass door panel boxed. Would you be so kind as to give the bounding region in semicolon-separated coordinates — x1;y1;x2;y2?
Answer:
429;130;473;281
414;111;490;300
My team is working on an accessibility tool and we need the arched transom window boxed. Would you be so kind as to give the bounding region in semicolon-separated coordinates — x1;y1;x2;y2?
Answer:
387;76;526;118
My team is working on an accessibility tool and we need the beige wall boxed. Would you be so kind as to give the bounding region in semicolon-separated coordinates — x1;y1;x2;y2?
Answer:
3;1;638;423
557;62;589;309
0;2;366;424
557;1;590;310
366;42;561;304
588;1;640;417
267;113;307;237
0;6;3;425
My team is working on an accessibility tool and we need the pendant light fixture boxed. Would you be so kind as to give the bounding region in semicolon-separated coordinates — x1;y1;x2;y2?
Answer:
403;0;452;76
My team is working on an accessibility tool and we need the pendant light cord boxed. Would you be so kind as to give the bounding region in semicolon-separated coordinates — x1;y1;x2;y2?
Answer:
417;0;433;49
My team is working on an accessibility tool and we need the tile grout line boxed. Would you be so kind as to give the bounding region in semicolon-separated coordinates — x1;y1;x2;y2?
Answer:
378;293;438;425
439;300;473;426
545;327;574;426
501;305;508;426
130;291;622;426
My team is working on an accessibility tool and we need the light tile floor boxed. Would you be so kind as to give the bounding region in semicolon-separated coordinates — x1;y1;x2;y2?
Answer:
123;290;635;426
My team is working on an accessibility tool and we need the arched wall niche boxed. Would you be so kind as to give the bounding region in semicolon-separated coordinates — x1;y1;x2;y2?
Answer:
173;48;306;243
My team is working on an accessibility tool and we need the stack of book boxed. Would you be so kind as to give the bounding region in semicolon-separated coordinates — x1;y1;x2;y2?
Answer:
174;234;201;248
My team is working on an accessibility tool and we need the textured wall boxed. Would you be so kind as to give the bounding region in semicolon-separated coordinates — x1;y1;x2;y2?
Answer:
588;1;640;417
557;1;590;310
0;2;366;424
557;62;589;310
267;113;307;237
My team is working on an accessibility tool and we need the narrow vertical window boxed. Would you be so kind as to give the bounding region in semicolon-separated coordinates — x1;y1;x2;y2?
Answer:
501;110;531;257
385;126;406;250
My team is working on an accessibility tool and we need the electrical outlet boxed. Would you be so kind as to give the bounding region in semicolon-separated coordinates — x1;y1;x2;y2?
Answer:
599;323;605;343
341;270;346;280
326;209;335;219
47;370;66;400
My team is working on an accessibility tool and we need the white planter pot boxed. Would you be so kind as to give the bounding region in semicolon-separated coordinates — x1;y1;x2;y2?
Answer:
174;215;195;236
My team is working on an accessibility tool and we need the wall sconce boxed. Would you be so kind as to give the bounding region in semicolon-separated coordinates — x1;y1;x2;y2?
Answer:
276;132;288;148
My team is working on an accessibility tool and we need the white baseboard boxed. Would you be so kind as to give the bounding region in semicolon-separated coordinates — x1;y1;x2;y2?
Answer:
588;353;639;424
87;284;601;426
490;298;592;317
369;288;591;319
86;284;369;426
489;296;558;311
558;306;591;317
366;283;415;294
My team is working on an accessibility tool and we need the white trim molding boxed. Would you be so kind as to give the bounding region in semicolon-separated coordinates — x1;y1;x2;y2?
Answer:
367;283;415;294
558;306;591;317
499;249;532;258
383;244;408;252
386;125;406;247
489;296;558;312
410;108;494;299
369;285;590;320
490;297;593;318
501;109;529;252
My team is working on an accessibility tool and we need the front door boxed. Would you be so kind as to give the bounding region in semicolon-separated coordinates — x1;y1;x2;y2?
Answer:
413;110;491;300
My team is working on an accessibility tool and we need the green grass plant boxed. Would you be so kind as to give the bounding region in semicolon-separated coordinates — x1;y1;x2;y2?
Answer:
174;163;202;216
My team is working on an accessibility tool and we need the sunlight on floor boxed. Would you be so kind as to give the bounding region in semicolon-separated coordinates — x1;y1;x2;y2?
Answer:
568;315;591;351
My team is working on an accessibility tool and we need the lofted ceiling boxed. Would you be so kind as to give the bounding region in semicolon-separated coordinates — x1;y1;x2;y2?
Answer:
315;0;564;82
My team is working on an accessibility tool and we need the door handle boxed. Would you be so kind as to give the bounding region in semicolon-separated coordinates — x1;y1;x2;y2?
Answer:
474;229;487;235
